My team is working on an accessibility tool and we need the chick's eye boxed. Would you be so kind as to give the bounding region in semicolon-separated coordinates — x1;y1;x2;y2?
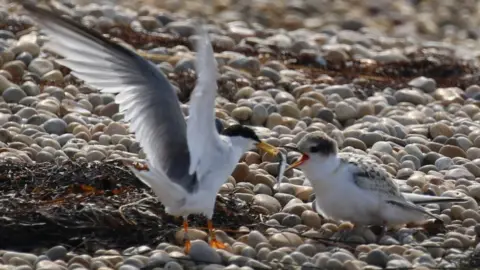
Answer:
310;146;319;153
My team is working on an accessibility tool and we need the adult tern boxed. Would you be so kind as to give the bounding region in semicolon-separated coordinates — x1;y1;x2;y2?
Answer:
284;132;467;233
22;3;280;252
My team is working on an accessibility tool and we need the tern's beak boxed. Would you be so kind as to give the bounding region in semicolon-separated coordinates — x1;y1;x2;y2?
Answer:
285;154;310;172
256;141;280;156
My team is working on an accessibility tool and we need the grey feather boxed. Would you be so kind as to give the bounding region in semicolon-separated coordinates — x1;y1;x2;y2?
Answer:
340;153;402;197
23;4;197;192
402;193;468;205
385;199;439;220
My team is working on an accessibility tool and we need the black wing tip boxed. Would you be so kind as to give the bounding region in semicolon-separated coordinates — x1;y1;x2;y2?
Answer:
21;0;53;13
20;0;135;57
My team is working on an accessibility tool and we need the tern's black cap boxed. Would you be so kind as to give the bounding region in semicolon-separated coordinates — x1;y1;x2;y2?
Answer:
222;124;260;142
297;131;338;156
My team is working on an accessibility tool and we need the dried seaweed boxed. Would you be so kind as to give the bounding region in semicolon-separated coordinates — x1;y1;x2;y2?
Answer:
0;160;259;253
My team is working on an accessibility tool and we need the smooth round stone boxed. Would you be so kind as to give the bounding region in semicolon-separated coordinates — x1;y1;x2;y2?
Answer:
251;104;268;126
165;21;195;37
86;150;106;162
429;122;453;138
269;232;303;247
435;157;453;170
365;249;388;268
42;118;67;135
278;103;300;119
315;108;334;123
3;87;27;103
0;73;13;93
27;114;50;125
387;259;412;269
228;57;261;74
393;89;426;105
19;96;38;106
253;183;272;195
188;240;221;264
335;101;357;121
266;113;283;129
3;252;38;265
252;194;281;214
342;137;367;151
275;92;295;104
12;40;40;57
260;67;281;82
445;168;475;180
104;122;128;135
301;210;322;229
3;60;26;78
16;51;33;66
45;245;67;261
467;147;480;161
321;85;354;98
408;76;436;93
282;214;302;227
164;261;183;270
13;134;34;146
28;58;54;76
41;70;64;82
439;145;467;158
118;265;139;270
247;230;268;248
15;107;37;118
36;99;60;113
99;102;119;118
231;106;252;121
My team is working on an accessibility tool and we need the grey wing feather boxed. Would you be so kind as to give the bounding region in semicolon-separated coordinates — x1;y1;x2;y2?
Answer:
402;193;468;205
23;4;197;191
339;153;401;197
385;199;439;220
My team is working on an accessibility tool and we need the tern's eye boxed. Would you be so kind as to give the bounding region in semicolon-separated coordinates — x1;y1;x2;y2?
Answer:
310;146;319;153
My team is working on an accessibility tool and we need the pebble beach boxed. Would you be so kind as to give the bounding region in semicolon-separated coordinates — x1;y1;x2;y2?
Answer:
2;0;480;269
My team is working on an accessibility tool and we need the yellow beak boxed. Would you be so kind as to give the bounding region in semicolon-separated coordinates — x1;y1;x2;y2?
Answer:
285;154;310;172
256;141;280;156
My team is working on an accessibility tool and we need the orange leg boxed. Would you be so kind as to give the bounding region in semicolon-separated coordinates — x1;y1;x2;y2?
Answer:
208;220;225;249
183;219;191;253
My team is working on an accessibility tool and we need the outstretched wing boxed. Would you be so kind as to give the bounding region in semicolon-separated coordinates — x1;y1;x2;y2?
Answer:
23;4;197;192
186;25;223;180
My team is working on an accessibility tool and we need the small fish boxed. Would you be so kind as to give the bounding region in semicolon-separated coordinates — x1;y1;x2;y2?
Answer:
274;151;287;190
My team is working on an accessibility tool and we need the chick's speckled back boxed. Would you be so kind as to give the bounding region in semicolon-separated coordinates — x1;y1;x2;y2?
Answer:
338;152;402;198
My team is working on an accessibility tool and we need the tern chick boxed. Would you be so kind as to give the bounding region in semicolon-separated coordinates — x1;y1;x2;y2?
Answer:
285;131;467;232
22;3;280;252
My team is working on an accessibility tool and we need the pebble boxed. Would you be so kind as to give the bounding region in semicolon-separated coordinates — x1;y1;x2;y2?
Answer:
252;194;281;214
42;118;67;135
3;87;27;103
394;89;426;105
104;122;128;135
408;76;437;93
188;240;221;264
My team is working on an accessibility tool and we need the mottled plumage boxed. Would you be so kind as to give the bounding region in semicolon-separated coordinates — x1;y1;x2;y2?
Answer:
337;153;401;198
287;131;468;226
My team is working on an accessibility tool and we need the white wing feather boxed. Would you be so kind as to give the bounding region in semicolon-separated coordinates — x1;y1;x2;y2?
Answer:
186;26;223;179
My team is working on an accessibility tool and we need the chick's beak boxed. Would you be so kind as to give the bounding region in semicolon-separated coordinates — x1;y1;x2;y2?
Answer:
256;141;280;156
285;154;310;172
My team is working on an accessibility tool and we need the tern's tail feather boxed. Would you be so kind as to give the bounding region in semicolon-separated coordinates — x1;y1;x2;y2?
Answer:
402;193;468;205
129;165;187;211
